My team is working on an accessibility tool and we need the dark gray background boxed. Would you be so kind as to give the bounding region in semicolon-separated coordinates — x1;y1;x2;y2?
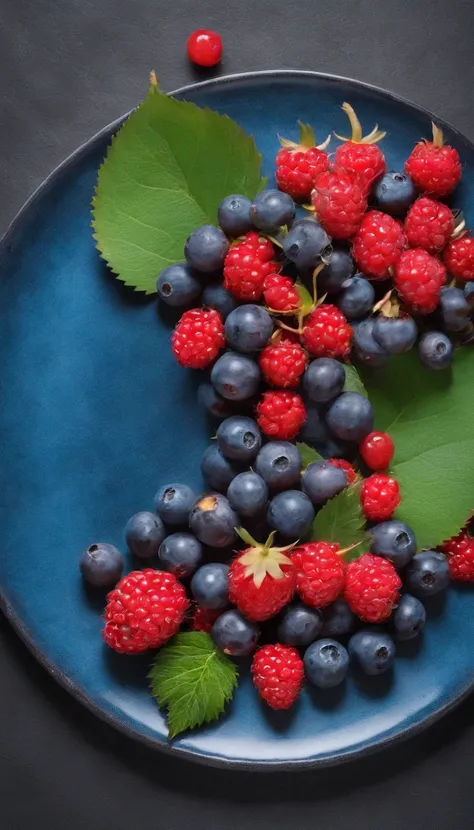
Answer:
1;0;474;827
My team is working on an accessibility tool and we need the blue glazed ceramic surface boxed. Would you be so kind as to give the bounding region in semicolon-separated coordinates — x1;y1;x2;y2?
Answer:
1;71;474;770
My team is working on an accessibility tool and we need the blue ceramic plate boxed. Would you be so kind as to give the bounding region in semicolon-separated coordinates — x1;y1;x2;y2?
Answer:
2;71;474;770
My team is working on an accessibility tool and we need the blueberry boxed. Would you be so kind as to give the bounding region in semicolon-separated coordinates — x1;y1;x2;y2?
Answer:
202;281;238;319
158;532;203;578
298;404;330;446
224;305;273;353
353;318;389;367
393;594;426;641
197;382;232;420
326;392;374;442
124;511;166;559
337;275;375;320
301;460;347;505
349;629;396;675
227;471;268;517
439;286;471;332
303;358;345;404
211;352;261;401
191;562;229;609
201;445;241;492
314;435;355;460
267;490;315;538
372;171;417;217
283;221;330;270
154;483;197;526
184;224;229;272
218;194;253;237
189;493;238;548
321;599;356;638
156;263;202;307
216;415;262;462
369;520;417;568
405;550;450;597
254;441;302;491
277;604;322;647
464;281;474;309
79;543;124;588
211;609;259;656
372;315;417;355
319;245;354;294
250;189;295;233
304;639;350;688
418;331;453;371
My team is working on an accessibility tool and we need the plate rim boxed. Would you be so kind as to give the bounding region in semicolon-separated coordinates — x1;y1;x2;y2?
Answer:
2;68;474;771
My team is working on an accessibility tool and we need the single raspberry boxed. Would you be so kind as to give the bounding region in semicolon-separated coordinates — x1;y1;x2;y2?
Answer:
191;605;220;633
404;197;454;253
256;390;306;439
352;210;405;279
442;529;474;582
292;541;345;608
361;473;401;521
259;340;307;388
229;530;296;621
328;458;357;484
334;102;386;192
263;273;300;312
171;308;225;369
443;235;474;281
276;122;331;201
251;643;304;710
223;232;277;301
311;167;368;239
344;553;401;622
359;431;394;471
103;569;189;654
302;304;352;359
405;123;462;198
394;248;446;314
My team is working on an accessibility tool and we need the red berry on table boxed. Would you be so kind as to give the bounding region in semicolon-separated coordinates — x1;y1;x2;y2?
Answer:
328;458;357;484
442;529;474;582
186;29;223;67
394;248;446;314
259;340;307;388
333;102;386;193
352;210;405;280
311;167;368;239
192;605;220;633
251;643;304;710
344;553;402;623
361;473;401;521
302;304;352;360
443;235;474;281
292;541;345;608
263;273;300;312
172;308;225;369
276;122;331;201
223;231;277;301
360;431;395;471
404;196;454;253
256;390;306;440
405;122;462;198
228;531;296;622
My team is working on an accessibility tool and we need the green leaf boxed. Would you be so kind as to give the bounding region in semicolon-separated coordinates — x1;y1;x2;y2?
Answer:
294;282;314;316
362;350;474;549
149;632;238;738
296;442;324;469
343;364;368;397
92;83;266;293
311;482;366;555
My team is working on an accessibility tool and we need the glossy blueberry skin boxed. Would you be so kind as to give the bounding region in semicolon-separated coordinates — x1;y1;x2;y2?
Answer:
189;493;238;548
314;436;355;460
369;520;417;569
124;511;166;559
319;245;354;294
418;332;454;371
79;543;124;588
463;281;474;309
393;594;426;641
277;604;322;647
303;358;345;404
216;415;262;462
156;263;202;307
298;404;330;446
158;532;203;578
224;305;274;353
439;287;471;332
282;220;330;269
254;441;302;491
372;171;417;217
211;609;259;656
250;189;295;233
304;639;350;688
201;445;242;492
301;460;347;505
197;382;232;420
202;281;238;320
372;316;418;355
211;352;261;401
184;224;229;272
321;599;356;638
218;194;253;237
227;471;269;517
267;490;315;538
405;550;450;597
349;629;396;675
337;275;375;320
154;483;197;526
353;318;389;367
191;562;230;610
326;392;374;442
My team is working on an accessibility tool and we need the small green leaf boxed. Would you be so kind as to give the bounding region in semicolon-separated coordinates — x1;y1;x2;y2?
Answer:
343;364;368;397
311;483;366;553
296;442;324;470
149;632;238;738
295;283;314;316
236;526;258;547
298;121;316;148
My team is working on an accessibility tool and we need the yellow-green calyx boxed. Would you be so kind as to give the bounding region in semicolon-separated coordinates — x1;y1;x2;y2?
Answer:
236;528;295;588
279;120;331;153
334;102;386;145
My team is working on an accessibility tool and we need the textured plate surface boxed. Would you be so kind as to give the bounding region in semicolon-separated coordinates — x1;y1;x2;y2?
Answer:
1;71;474;770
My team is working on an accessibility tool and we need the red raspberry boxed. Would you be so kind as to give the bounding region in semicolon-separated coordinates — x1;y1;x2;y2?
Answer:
352;210;405;280
328;458;357;484
259;341;307;388
302;304;352;359
251;643;304;710
223;232;277;301
394;248;446;314
404;197;454;253
333;102;386;193
263;273;300;312
191;605;219;633
405;123;462;198
442;529;474;582
292;541;345;608
360;431;394;471
276;146;330;201
256;391;306;439
344;553;401;623
171;308;225;369
361;473;401;521
443;235;474;281
311;168;368;239
103;569;189;654
229;534;296;622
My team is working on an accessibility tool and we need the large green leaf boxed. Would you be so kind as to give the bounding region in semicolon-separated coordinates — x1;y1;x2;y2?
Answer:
311;482;366;553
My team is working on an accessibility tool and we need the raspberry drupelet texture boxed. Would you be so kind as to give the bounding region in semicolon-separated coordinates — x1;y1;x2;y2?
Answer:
191;605;220;633
302;304;352;359
442;529;474;582
311;168;368;239
251;643;304;709
344;553;402;623
361;473;401;521
172;308;225;369
103;569;189;654
263;273;300;312
292;541;346;608
229;552;295;622
256;391;306;439
276;146;331;202
223;232;278;301
405;123;462;198
404;197;454;253
394;248;447;314
352;210;405;279
333;102;386;193
328;458;357;484
259;340;307;388
443;235;474;281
